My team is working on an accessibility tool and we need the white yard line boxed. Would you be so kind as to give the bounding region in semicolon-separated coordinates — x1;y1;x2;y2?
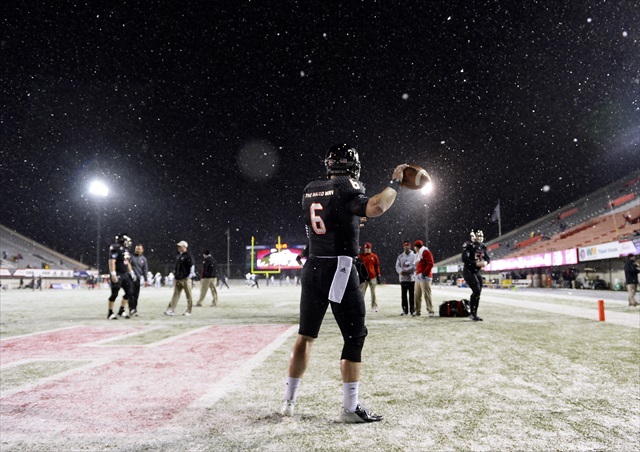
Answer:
187;324;298;409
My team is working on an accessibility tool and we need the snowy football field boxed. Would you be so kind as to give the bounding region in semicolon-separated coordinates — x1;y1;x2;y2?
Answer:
1;282;638;451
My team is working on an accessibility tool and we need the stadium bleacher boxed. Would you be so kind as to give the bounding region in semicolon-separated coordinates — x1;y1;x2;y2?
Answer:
434;170;640;284
0;224;87;272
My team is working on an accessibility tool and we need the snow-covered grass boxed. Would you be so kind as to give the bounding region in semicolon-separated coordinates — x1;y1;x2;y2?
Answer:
1;283;638;451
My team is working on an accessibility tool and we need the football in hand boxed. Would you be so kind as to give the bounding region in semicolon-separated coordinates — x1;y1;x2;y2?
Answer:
401;165;431;190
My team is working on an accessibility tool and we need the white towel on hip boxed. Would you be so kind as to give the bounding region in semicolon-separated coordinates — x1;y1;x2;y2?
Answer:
328;256;353;303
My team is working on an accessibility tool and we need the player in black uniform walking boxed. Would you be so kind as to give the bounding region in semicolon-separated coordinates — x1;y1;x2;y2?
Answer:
280;143;407;423
461;230;490;321
107;233;136;320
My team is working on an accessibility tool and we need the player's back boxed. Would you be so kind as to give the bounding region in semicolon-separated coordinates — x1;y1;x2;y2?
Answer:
302;176;367;257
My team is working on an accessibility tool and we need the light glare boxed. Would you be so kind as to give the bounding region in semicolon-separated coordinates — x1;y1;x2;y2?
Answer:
89;180;109;197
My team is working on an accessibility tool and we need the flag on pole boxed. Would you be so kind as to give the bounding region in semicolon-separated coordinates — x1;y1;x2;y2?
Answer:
224;228;230;236
491;201;500;223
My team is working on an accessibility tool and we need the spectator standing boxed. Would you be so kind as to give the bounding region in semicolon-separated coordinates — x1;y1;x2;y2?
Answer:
196;250;219;307
413;240;435;317
462;230;490;321
129;243;149;316
218;273;230;289
624;254;639;307
395;241;416;316
280;142;407;423
164;241;195;316
358;242;381;312
107;234;135;320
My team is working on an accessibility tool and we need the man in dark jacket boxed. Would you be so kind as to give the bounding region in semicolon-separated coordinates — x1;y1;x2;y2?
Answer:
164;240;195;316
624;254;639;307
129;243;149;316
196;250;219;307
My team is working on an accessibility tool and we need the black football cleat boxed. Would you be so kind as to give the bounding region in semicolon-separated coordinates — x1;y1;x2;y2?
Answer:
338;404;383;423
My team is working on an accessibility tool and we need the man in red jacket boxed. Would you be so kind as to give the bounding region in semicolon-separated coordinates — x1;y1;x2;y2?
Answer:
413;240;435;317
358;242;381;312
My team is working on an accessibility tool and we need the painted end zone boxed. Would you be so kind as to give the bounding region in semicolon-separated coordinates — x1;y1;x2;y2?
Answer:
0;324;293;439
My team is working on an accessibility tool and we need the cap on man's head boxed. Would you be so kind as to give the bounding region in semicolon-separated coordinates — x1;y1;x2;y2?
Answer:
403;241;410;246
364;242;372;248
414;240;424;248
203;250;210;255
177;240;188;248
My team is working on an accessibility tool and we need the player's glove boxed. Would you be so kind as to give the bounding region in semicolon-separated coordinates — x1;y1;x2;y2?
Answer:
130;271;137;282
189;272;196;279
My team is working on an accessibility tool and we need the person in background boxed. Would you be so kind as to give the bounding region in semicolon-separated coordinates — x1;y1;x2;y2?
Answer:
196;250;219;307
129;243;149;317
395;241;416;316
358;242;381;312
164;241;195;316
107;233;135;320
462;230;490;321
280;142;407;423
218;273;230;289
624;254;639;307
413;240;435;317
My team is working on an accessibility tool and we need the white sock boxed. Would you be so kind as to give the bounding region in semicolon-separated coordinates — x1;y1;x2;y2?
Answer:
343;382;359;412
283;377;301;402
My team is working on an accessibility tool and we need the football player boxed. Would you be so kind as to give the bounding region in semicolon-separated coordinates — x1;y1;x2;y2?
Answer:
107;234;136;320
462;230;490;321
280;143;407;423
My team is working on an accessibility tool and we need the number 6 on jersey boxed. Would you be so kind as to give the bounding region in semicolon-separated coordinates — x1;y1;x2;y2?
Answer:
310;203;327;235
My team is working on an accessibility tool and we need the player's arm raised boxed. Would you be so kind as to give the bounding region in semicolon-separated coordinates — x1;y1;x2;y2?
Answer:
365;164;407;218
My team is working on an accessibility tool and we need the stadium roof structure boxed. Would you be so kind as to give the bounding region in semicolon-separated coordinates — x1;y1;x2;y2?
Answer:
434;170;640;273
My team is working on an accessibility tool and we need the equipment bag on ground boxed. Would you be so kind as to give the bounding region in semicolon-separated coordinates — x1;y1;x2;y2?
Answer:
439;299;470;317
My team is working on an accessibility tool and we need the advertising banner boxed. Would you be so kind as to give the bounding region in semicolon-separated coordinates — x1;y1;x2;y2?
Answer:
619;239;640;256
12;269;76;278
485;249;578;272
578;241;621;262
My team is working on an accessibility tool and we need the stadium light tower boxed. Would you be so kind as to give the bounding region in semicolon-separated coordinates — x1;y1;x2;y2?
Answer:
421;181;434;246
88;180;109;281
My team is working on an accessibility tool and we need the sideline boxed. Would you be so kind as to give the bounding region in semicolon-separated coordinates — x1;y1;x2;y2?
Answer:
433;286;640;329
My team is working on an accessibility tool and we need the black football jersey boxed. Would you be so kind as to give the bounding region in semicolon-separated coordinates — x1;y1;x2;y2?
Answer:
461;241;489;272
302;176;369;257
109;244;131;274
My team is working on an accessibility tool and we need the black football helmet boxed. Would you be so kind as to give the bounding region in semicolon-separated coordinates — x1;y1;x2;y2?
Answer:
325;144;361;180
115;233;132;248
470;230;484;243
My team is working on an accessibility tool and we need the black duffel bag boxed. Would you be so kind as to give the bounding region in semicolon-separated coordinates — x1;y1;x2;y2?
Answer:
439;299;470;317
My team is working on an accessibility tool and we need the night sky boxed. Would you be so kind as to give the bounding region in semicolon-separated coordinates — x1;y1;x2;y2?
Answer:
2;1;639;276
